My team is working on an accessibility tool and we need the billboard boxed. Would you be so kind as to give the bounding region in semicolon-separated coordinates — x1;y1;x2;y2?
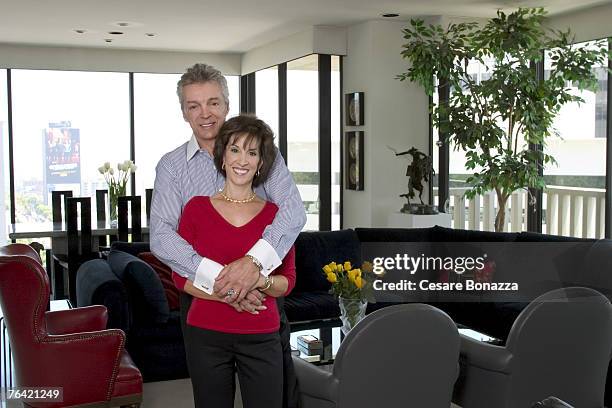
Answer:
43;121;81;184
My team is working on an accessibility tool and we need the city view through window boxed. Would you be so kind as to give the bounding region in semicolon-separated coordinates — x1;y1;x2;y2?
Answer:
1;70;239;242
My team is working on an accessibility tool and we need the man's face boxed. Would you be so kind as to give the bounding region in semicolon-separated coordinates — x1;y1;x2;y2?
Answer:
181;81;229;147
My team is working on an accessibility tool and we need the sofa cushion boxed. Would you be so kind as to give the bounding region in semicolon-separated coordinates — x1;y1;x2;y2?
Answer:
293;229;362;294
108;250;170;324
284;291;340;322
137;252;180;311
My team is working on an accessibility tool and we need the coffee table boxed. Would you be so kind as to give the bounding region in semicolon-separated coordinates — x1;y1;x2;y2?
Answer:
290;318;503;365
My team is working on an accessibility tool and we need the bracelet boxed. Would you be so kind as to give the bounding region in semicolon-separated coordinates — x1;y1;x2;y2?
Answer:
246;254;263;272
260;275;274;291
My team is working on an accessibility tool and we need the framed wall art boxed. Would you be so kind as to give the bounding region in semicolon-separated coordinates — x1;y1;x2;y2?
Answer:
345;131;364;190
345;92;364;126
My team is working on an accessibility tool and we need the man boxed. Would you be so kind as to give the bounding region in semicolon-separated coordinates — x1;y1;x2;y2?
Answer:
150;63;305;408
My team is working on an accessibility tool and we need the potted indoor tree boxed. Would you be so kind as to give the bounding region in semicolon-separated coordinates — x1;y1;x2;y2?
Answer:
398;8;609;231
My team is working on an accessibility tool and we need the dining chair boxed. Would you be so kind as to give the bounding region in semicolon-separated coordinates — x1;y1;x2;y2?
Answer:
96;189;110;248
51;190;73;229
50;190;75;298
118;196;142;242
53;196;100;304
0;243;143;407
145;188;153;223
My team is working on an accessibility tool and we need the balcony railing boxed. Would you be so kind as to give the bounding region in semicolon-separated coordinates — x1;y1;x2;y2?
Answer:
433;186;606;238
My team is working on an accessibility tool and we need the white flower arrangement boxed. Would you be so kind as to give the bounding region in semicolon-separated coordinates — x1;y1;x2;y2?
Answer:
98;160;137;221
98;160;137;191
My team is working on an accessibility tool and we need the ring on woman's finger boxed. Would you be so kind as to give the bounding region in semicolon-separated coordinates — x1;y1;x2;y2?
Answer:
226;288;236;297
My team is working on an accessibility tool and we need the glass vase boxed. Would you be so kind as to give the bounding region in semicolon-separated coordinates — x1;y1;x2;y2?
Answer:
338;297;367;335
108;184;126;228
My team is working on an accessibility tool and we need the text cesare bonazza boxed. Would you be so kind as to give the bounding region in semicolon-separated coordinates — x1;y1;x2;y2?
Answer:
371;254;518;291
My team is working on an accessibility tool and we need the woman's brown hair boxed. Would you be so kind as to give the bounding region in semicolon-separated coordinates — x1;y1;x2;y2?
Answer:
213;114;276;187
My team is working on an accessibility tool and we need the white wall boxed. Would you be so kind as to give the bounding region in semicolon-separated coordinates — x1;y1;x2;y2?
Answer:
548;2;612;42
342;20;429;228
0;43;241;74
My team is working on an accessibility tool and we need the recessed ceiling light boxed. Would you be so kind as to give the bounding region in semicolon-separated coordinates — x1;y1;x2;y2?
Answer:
74;29;87;34
145;33;156;37
105;39;113;43
381;13;400;18
108;31;124;35
111;21;143;28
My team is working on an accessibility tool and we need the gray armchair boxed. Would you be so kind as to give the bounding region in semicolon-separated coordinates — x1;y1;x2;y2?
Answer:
293;303;460;408
454;287;612;408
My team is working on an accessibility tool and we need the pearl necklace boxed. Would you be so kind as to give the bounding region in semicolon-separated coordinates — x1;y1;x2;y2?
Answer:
220;190;257;204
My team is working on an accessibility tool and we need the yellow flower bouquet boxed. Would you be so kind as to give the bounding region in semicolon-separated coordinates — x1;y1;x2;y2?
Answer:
323;260;377;333
323;260;376;302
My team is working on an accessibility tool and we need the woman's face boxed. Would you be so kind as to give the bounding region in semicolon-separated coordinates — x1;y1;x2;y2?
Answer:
223;133;262;188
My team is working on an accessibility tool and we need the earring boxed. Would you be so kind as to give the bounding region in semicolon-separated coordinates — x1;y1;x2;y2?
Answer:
256;169;260;177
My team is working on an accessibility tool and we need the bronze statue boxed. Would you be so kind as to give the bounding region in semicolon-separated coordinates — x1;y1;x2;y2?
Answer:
391;146;437;214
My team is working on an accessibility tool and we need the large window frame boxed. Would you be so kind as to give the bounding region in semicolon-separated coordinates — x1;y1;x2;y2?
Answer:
243;54;343;231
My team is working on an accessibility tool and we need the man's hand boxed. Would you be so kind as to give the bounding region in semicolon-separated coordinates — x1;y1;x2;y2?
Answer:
228;290;267;314
214;256;261;302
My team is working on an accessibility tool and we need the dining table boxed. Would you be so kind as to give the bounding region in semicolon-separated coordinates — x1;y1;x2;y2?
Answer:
8;220;150;253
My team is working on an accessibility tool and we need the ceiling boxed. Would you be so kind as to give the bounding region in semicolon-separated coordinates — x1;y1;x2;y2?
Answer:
0;0;609;53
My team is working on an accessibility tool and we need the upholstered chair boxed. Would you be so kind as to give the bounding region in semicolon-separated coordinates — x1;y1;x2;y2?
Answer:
454;287;612;408
293;303;460;408
0;243;142;408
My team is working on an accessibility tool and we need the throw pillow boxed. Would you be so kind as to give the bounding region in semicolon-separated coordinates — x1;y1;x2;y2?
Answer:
108;249;170;324
137;252;180;311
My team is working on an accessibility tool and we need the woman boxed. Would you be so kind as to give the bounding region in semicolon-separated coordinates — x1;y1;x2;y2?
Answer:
172;114;296;408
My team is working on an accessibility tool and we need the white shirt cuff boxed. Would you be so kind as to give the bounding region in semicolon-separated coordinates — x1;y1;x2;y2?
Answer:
247;239;282;277
194;257;224;294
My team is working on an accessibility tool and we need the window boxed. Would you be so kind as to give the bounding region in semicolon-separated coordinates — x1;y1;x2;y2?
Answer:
133;73;189;195
1;69;8;244
543;41;607;237
133;73;240;195
11;70;130;226
287;55;319;230
255;66;279;145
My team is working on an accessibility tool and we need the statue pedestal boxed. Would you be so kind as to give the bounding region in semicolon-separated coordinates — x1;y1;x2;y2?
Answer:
387;212;452;229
